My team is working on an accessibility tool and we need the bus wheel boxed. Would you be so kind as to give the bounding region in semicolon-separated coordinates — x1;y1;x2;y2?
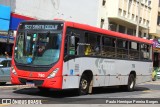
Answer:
79;75;90;95
0;82;6;85
127;74;135;91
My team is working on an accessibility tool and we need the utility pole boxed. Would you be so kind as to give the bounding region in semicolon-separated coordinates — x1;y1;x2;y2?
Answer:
136;0;141;37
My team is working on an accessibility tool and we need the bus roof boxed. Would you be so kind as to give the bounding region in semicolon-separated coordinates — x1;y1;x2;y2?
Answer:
65;21;152;45
19;20;152;44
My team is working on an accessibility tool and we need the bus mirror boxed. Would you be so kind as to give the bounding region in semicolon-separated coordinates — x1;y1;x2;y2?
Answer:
70;36;75;46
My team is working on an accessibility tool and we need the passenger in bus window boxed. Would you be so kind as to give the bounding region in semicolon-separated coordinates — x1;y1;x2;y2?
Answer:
38;46;45;53
94;44;100;55
5;52;9;58
85;45;92;55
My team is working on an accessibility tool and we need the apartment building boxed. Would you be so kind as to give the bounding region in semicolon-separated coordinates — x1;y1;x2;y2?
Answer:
99;0;152;39
150;0;160;39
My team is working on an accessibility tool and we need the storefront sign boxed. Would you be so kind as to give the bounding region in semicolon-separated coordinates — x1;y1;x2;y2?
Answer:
153;39;160;48
0;5;11;31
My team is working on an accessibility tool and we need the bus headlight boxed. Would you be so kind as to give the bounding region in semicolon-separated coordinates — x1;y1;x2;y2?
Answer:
11;67;17;75
47;68;59;79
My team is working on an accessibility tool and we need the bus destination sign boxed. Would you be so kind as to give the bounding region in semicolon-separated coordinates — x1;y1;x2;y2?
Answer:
19;22;63;30
25;25;58;30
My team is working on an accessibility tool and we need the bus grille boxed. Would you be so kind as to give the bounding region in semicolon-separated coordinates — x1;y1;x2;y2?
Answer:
18;78;44;86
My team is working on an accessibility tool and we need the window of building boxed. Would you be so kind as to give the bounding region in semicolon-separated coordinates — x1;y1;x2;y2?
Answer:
119;25;126;33
139;17;142;23
129;0;132;3
128;13;130;18
136;16;138;21
102;0;106;6
109;22;117;31
143;33;146;38
139;31;142;38
123;10;126;17
118;8;122;16
133;30;136;36
148;0;151;6
146;20;149;26
157;16;160;25
100;19;105;28
145;0;148;4
148;34;152;39
132;14;135;20
143;19;146;25
127;28;134;35
128;0;132;12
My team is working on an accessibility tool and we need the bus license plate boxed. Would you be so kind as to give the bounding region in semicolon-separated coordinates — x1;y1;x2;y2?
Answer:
26;82;35;87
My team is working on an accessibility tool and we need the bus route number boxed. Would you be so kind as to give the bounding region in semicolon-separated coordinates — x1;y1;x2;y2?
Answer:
38;73;45;78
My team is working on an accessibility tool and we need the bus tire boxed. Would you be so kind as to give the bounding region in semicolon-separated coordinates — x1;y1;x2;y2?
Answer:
79;74;90;95
0;82;6;85
127;74;135;91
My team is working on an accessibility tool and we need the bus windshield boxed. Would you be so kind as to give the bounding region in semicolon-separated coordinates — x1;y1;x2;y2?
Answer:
14;31;62;66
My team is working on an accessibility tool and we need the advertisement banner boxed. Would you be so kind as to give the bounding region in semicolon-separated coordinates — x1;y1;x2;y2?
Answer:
0;5;11;31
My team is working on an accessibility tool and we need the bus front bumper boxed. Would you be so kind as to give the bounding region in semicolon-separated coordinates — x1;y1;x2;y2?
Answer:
11;75;62;89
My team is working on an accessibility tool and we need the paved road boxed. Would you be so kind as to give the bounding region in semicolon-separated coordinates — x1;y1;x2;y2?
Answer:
0;80;160;106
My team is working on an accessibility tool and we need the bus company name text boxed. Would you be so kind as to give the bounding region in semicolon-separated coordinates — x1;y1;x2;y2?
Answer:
25;25;58;30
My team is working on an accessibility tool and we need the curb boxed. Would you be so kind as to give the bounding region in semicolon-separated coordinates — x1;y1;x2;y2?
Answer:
0;85;34;90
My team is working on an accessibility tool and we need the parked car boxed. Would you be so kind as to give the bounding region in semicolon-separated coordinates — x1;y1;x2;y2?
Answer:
0;58;11;85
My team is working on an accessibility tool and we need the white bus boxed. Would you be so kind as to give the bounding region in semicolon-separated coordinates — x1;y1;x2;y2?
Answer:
11;20;153;95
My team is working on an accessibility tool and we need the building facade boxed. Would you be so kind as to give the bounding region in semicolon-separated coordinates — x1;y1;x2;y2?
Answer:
99;0;153;39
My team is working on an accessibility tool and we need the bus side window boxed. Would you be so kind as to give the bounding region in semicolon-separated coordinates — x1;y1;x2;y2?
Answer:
75;37;80;55
102;36;116;58
68;33;80;56
129;42;139;59
140;44;150;60
116;39;128;59
84;33;100;56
